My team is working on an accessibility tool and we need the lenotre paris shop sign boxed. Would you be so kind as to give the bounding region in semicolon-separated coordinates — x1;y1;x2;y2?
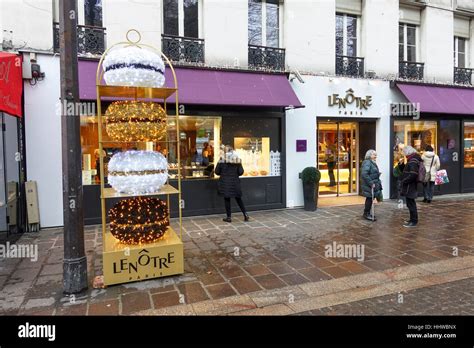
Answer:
328;88;373;116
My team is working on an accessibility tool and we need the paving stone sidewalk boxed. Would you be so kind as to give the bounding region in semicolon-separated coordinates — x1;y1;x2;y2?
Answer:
137;254;474;315
0;196;473;315
296;277;474;316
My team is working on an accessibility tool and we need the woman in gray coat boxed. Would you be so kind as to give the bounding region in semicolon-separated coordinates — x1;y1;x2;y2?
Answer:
360;149;382;221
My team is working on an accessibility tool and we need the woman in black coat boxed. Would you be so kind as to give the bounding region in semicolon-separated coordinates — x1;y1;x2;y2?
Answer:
360;149;382;221
397;145;421;228
215;146;249;223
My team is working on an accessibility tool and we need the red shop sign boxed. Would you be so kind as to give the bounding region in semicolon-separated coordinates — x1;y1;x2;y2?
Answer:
0;53;22;117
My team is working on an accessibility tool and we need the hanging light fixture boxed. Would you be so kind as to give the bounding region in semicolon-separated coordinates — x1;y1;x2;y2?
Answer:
103;45;166;88
109;197;169;245
105;101;167;142
108;150;168;194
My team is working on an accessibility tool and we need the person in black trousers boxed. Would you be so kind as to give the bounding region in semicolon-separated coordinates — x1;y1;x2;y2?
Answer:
215;146;249;223
398;145;422;228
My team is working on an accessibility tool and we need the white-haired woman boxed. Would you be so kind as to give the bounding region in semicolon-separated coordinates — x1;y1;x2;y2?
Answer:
215;145;249;223
398;145;422;227
360;149;382;221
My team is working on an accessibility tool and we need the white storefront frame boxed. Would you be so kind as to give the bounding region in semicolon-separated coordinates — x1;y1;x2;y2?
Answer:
286;75;405;208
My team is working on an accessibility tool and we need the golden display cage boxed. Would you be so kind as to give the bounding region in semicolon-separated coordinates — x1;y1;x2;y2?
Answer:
95;30;184;286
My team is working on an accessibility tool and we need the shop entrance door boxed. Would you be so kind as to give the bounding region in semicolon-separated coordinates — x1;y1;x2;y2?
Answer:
317;121;358;196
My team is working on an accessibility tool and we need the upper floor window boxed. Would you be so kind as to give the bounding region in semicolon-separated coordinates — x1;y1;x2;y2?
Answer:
163;0;199;38
248;0;280;48
454;37;467;68
399;23;417;62
84;0;103;27
336;13;358;57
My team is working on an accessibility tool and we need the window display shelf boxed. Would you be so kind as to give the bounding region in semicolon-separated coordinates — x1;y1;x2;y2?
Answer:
100;140;178;144
94;29;184;286
103;226;181;253
240;175;278;178
102;226;183;286
101;184;179;199
97;85;177;100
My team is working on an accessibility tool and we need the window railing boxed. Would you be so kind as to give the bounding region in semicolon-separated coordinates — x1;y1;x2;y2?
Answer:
248;44;285;72
161;34;205;64
336;55;364;77
399;61;424;80
454;67;473;85
53;22;106;56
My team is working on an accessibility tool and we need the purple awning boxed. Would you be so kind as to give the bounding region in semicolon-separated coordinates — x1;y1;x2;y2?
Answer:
79;60;304;108
396;83;474;115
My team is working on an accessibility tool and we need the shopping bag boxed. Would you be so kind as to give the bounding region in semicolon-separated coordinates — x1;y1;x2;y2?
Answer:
375;191;383;203
434;169;449;185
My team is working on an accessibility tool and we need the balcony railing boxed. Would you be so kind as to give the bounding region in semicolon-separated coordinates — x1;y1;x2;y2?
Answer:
399;61;424;80
53;22;106;56
454;67;473;85
336;55;364;77
248;44;285;72
161;34;205;64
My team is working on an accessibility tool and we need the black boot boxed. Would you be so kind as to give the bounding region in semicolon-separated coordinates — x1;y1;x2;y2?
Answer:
223;217;232;223
244;214;250;222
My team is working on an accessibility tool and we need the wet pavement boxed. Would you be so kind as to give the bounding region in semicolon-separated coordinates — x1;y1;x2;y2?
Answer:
0;195;473;315
296;277;474;316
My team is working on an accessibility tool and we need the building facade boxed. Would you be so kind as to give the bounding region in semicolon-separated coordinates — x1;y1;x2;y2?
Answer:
1;0;474;226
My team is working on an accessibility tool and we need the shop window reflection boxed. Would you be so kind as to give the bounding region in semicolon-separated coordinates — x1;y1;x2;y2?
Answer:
464;122;474;168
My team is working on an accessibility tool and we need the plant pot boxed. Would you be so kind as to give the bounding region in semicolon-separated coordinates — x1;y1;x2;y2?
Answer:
315;182;319;208
303;181;316;211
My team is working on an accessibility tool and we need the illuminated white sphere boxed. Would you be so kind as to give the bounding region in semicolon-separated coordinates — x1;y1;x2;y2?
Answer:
108;150;168;194
103;46;166;88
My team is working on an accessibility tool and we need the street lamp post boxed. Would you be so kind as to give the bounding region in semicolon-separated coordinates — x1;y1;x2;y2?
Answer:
59;0;88;294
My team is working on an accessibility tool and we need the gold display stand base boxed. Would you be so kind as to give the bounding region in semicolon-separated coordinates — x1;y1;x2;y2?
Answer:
103;226;184;286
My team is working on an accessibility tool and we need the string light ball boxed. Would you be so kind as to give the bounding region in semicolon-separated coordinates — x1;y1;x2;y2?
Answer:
103;45;166;88
105;101;167;142
109;197;169;245
108;150;168;194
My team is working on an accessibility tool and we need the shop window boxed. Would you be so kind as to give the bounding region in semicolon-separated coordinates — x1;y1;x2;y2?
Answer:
167;116;221;179
80;113;221;184
464;122;474;168
393;121;437;165
234;137;280;177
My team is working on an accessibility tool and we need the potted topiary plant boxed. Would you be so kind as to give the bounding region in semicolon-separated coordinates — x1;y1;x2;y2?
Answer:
301;167;321;211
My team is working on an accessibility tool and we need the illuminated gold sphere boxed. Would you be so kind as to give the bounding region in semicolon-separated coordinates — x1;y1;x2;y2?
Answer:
109;197;169;245
105;101;167;142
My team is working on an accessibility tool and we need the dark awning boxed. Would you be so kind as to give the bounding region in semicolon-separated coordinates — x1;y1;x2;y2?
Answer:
79;60;304;108
396;82;474;115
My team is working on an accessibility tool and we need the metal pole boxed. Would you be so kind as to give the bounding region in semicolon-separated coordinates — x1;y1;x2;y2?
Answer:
60;0;88;294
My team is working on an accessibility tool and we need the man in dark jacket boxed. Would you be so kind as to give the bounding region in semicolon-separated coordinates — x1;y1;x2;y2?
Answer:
360;149;382;221
215;146;249;223
398;145;421;228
